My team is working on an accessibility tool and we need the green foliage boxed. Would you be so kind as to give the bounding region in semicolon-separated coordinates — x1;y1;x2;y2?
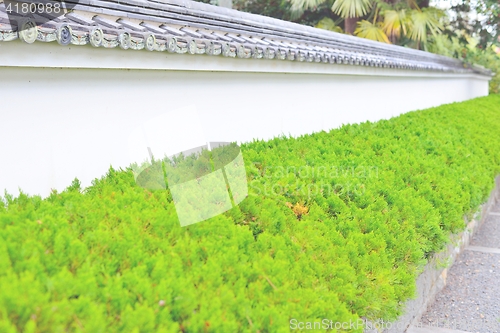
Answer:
315;17;344;33
1;96;500;332
331;0;372;18
286;0;447;46
408;0;500;91
427;32;500;94
382;8;408;40
407;7;443;44
464;46;500;95
355;20;390;43
232;0;295;22
446;0;499;50
193;0;498;80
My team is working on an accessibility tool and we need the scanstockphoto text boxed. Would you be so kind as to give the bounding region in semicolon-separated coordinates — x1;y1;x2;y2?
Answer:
289;318;406;331
290;318;500;331
252;164;379;180
249;164;379;199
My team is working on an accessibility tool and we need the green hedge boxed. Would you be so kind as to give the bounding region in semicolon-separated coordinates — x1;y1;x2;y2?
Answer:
1;95;500;332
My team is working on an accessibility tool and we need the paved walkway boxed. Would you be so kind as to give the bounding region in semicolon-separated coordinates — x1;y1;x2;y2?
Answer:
407;205;500;333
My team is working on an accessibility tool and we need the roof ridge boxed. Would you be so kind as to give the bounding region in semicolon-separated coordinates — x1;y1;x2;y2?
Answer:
0;0;493;76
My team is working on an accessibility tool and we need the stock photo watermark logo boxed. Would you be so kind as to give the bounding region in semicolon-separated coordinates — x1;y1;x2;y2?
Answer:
3;0;80;41
128;107;248;227
290;313;500;331
250;164;378;199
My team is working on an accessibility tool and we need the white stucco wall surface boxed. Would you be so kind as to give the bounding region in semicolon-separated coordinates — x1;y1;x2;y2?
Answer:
0;41;491;197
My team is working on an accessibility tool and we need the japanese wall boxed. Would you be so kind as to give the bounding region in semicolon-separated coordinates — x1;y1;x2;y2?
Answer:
0;40;491;197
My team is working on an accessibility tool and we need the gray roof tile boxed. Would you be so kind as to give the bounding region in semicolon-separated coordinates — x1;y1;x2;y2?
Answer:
210;31;232;42
239;35;257;44
179;27;202;38
66;13;96;26
196;29;218;40
140;22;166;34
0;0;492;76
159;24;185;36
92;15;123;29
225;33;245;43
117;19;148;32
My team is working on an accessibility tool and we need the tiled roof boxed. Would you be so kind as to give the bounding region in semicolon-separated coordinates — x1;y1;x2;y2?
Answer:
0;0;493;76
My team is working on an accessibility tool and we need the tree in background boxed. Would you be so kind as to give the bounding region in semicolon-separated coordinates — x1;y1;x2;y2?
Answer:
231;0;295;22
445;0;499;50
427;0;500;93
289;0;445;49
193;0;496;53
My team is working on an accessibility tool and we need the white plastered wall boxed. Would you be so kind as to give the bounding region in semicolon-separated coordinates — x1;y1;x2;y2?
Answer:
0;40;491;197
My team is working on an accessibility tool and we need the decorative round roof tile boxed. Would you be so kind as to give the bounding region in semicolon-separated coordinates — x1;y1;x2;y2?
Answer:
145;34;156;51
18;20;37;44
119;32;131;50
89;28;103;47
57;24;72;46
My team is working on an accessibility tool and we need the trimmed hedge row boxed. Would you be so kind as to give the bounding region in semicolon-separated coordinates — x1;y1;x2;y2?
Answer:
1;95;500;332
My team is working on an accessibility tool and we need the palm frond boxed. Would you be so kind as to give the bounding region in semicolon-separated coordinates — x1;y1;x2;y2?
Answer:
331;0;373;18
382;9;408;38
355;20;391;43
408;8;443;43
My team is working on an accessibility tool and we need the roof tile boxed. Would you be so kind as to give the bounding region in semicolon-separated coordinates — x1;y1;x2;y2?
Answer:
92;15;122;29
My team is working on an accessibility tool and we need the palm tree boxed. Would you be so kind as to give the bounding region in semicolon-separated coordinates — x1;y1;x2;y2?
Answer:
331;0;373;34
382;9;409;43
290;0;373;34
407;7;443;49
291;0;443;48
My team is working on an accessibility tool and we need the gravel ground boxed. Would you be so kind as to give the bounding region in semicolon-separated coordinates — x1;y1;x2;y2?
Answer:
471;214;500;249
417;206;500;333
490;206;500;214
419;251;500;332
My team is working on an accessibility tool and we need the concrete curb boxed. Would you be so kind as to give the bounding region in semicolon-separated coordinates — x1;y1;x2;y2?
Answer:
364;176;500;333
